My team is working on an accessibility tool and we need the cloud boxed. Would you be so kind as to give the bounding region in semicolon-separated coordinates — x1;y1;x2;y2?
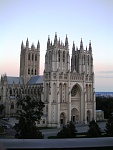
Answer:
97;71;113;74
96;76;113;78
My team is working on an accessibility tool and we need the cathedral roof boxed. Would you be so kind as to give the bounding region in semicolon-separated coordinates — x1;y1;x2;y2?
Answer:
27;75;43;85
7;76;23;84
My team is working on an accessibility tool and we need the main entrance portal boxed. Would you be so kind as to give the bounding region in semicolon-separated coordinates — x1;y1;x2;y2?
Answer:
71;108;79;123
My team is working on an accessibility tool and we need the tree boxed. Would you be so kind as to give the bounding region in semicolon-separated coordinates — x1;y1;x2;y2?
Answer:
87;120;102;137
0;104;5;115
96;97;113;118
57;121;77;138
105;115;113;136
14;95;45;139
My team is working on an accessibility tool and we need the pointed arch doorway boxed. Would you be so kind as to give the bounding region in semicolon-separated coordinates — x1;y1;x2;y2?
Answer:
60;112;66;125
71;108;79;123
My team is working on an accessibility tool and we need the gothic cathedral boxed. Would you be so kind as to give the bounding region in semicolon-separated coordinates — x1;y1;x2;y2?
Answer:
0;33;96;127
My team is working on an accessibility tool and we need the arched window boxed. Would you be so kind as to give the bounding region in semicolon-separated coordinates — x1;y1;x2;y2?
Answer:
28;53;30;60
88;55;89;65
13;89;15;95
24;89;26;94
10;89;12;95
71;85;78;97
34;88;36;94
35;69;36;75
32;54;34;61
28;68;30;74
53;83;56;102
67;52;69;61
31;69;33;75
35;54;37;61
64;83;66;102
16;89;18;95
19;89;21;94
49;51;51;63
11;102;14;109
31;89;33;94
46;83;49;101
63;51;65;62
75;55;76;63
58;50;60;62
59;83;62;102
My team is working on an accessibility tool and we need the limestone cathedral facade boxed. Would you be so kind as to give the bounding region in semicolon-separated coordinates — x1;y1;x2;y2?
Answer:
0;33;96;127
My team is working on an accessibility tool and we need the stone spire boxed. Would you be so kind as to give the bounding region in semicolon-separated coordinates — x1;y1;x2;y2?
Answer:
26;38;29;48
72;41;75;54
86;46;87;51
54;32;57;46
51;40;52;46
89;40;92;51
65;34;68;49
37;40;40;50
47;35;50;49
80;38;83;50
21;41;24;50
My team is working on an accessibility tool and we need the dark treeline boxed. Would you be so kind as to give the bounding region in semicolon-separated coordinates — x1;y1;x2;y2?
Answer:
96;96;113;118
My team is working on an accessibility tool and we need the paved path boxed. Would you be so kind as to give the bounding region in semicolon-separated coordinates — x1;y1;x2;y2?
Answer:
1;117;107;139
41;121;107;138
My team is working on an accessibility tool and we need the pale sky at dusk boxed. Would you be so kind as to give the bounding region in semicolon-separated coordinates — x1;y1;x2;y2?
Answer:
0;0;113;92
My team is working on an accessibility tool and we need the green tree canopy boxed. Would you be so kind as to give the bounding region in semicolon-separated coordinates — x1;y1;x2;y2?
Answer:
87;120;102;137
14;95;45;139
96;97;113;118
0;104;5;114
105;115;113;137
57;121;77;138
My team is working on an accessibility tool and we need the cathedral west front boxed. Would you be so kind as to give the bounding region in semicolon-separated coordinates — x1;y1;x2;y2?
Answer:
0;33;96;127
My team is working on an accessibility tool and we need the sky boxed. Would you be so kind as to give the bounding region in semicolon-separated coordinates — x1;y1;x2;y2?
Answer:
0;0;113;92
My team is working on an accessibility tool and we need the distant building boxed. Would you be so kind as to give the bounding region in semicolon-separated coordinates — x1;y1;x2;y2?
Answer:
96;110;104;121
0;33;96;127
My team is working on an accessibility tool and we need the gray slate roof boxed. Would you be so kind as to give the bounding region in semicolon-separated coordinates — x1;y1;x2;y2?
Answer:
7;76;23;85
27;75;43;85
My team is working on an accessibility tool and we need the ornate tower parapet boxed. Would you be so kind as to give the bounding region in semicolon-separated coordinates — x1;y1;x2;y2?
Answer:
71;39;94;76
31;43;35;50
45;33;70;73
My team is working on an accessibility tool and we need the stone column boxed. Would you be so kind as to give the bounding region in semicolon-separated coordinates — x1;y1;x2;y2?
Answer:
93;91;96;121
57;91;60;128
68;89;71;122
47;91;52;127
84;92;87;124
80;91;84;123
